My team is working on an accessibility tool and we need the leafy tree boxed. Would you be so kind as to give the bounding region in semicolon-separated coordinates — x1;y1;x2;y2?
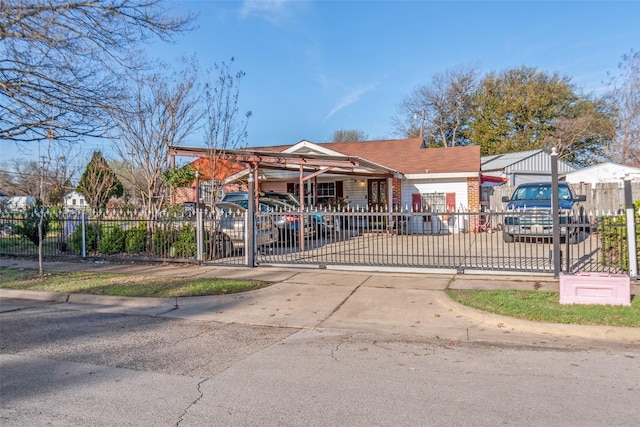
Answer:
606;50;640;167
468;66;615;164
163;164;197;189
394;66;478;147
1;0;194;144
329;129;369;143
77;151;124;210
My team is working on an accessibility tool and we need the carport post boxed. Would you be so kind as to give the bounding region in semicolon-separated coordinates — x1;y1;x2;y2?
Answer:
624;177;638;279
551;148;561;278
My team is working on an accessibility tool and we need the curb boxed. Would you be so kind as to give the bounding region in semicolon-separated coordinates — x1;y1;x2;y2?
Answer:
0;288;70;303
0;288;176;309
437;292;640;342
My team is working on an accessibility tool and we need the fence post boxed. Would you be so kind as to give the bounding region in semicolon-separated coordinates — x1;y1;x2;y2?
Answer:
624;177;637;279
195;171;203;265
247;171;255;268
196;207;203;265
81;211;86;258
551;148;561;278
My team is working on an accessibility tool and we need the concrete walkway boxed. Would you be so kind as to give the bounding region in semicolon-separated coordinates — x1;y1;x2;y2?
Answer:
1;258;639;345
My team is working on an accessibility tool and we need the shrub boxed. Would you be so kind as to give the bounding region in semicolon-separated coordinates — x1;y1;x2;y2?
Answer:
71;222;100;254
125;222;148;254
15;202;51;246
98;225;126;255
598;200;640;271
174;223;196;258
151;223;196;258
152;226;175;257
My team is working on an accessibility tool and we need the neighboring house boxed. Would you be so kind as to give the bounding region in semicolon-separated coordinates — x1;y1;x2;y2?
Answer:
63;191;88;211
564;162;640;185
0;195;36;210
171;138;482;233
481;149;576;186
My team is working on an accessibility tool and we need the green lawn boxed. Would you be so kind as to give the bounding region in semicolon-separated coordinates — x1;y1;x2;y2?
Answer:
2;267;638;327
446;289;639;328
0;267;271;298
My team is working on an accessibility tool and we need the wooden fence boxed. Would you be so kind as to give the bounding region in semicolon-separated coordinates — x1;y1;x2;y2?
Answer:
485;182;640;214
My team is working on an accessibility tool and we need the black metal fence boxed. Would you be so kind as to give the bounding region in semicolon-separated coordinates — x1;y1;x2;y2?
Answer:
0;209;246;266
1;207;637;275
258;209;636;274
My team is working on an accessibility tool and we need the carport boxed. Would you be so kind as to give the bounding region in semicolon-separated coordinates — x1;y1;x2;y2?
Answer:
169;146;401;253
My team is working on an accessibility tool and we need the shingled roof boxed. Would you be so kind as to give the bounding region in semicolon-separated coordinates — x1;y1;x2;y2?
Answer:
259;138;480;175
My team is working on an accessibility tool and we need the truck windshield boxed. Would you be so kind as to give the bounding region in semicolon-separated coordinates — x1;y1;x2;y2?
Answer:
512;185;571;201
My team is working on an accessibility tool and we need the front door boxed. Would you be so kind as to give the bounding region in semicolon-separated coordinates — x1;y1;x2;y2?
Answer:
368;179;387;210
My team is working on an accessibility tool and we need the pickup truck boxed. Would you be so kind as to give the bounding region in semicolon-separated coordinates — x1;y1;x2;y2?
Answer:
501;182;586;244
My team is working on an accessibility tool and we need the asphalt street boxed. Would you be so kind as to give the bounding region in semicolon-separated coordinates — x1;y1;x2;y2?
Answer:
1;259;639;425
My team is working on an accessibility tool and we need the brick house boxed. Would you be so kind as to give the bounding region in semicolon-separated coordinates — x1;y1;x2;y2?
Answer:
171;138;481;232
240;139;480;212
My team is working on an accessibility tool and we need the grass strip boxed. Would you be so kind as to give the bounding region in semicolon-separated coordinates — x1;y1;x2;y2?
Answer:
0;267;271;298
446;289;639;328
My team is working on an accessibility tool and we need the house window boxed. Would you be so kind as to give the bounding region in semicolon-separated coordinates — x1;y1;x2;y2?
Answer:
316;182;336;205
293;182;336;206
421;192;446;212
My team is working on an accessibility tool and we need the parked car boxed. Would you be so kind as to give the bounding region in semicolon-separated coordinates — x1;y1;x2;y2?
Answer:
222;191;335;235
222;191;300;206
228;198;315;243
208;202;278;257
501;182;587;244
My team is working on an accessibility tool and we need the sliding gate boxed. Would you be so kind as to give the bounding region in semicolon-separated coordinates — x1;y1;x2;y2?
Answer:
252;210;631;275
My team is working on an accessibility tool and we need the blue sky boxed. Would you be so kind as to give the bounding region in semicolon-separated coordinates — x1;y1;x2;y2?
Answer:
2;0;639;172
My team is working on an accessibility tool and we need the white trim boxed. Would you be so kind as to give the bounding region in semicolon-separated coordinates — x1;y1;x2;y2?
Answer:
405;172;478;180
283;140;346;156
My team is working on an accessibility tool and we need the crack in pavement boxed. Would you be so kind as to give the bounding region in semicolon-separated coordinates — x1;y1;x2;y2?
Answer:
176;377;208;426
315;277;371;329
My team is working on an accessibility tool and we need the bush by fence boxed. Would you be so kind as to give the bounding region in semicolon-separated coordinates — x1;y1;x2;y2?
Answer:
1;209;199;261
598;200;640;272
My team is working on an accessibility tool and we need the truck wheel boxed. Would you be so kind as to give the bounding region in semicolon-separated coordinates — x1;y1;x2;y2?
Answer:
502;232;515;243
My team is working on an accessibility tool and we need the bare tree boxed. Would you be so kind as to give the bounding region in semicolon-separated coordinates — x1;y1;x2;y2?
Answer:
199;58;251;201
329;129;369;143
2;145;77;205
110;64;202;219
606;50;640;167
0;0;194;143
393;65;478;147
546;99;616;165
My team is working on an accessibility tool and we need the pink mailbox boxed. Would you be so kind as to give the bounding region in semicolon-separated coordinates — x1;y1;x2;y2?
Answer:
559;272;631;306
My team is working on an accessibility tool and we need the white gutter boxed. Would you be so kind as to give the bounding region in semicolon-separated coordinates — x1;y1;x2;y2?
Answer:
404;172;479;180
